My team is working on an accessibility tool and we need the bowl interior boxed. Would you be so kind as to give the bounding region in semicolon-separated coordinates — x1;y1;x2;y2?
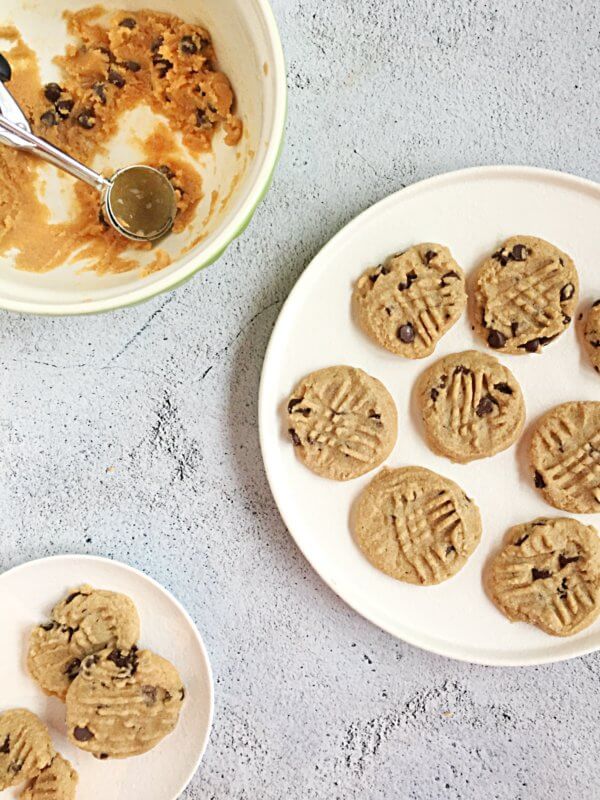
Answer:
0;0;280;312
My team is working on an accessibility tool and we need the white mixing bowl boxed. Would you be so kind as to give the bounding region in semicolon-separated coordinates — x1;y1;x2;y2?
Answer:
0;0;286;314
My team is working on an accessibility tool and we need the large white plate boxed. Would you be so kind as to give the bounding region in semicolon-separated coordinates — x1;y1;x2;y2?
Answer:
259;165;600;667
1;555;213;799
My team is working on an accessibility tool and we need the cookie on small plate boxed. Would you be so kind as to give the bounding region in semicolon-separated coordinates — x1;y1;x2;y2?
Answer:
417;350;525;463
28;584;140;700
354;466;482;585
584;299;600;374
20;754;78;800
473;235;579;354
66;647;185;759
0;709;54;791
488;517;600;636
353;243;467;359
530;401;600;514
286;366;397;481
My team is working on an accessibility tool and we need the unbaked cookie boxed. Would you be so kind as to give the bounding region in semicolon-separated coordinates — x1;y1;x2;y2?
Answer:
530;401;600;514
353;244;467;358
20;754;78;800
66;647;185;759
0;709;54;791
417;350;525;463
28;584;140;700
286;366;398;481
473;235;579;354
354;466;482;585
488;517;600;636
584;300;600;374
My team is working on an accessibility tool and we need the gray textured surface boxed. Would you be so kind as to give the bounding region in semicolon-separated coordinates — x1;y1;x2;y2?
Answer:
1;0;600;797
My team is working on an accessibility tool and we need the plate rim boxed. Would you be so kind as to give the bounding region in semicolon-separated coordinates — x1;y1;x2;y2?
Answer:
258;163;600;668
0;552;214;797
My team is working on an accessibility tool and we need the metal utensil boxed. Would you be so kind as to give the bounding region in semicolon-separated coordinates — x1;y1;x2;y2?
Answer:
0;53;177;242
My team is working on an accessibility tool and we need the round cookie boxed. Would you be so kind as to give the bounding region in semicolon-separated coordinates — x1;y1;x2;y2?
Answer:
417;350;526;463
473;235;579;355
0;709;54;791
488;517;600;636
584;300;600;374
286;366;398;481
21;754;78;800
28;585;140;700
354;466;482;585
530;401;600;514
66;647;185;759
353;243;467;359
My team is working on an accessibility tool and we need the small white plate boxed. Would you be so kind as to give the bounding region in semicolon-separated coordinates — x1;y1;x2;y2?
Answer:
0;554;213;799
259;165;600;667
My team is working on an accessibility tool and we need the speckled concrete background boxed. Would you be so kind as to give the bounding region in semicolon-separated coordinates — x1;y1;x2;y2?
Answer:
1;0;599;797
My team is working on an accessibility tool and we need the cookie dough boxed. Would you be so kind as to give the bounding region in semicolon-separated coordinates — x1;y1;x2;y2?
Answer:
0;709;54;791
353;244;467;359
354;466;482;585
473;235;579;354
28;584;140;700
584;300;600;374
417;350;526;463
286;366;398;481
530;401;600;514
488;517;600;636
66;647;185;759
0;8;241;275
20;754;78;800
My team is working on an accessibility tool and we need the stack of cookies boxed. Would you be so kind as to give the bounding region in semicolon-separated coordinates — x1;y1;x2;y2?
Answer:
284;236;600;638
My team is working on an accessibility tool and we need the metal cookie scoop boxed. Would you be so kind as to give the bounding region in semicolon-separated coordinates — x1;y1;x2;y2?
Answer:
0;53;177;242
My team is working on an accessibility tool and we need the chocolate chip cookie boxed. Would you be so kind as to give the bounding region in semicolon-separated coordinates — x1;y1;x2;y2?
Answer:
0;709;54;791
488;517;600;636
354;466;482;585
417;350;526;463
353;244;467;358
530;401;600;514
66;647;185;758
584;300;600;374
21;754;78;800
286;366;398;481
473;235;579;354
28;585;140;700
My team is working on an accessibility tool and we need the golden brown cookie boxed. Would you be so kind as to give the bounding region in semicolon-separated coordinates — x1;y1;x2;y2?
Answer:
584;300;600;374
530;402;600;514
20;754;78;800
0;709;54;791
28;585;140;700
417;350;526;463
66;647;185;759
354;466;482;585
488;517;600;636
286;366;398;481
473;235;579;354
353;244;467;358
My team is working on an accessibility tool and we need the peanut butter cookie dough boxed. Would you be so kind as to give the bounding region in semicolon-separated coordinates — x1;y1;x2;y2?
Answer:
584;300;600;374
0;8;242;275
0;709;54;791
20;754;78;800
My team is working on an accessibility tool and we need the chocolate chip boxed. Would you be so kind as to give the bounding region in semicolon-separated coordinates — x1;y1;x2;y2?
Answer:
368;412;381;421
532;568;552;581
77;111;95;129
40;621;56;631
180;35;198;55
446;545;456;555
534;471;546;489
56;98;74;117
398;270;417;291
430;388;439;401
195;108;210;127
0;735;9;754
593;299;600;308
514;534;529;547
591;340;600;349
83;654;99;669
560;283;575;302
563;314;571;325
73;726;94;742
492;249;511;267
289;428;301;447
511;244;527;261
423;250;437;264
108;69;125;88
158;164;176;180
519;339;540;353
453;365;472;376
98;208;109;228
539;334;558;347
558;576;569;600
476;395;496;417
180;687;186;700
119;16;137;28
510;322;519;337
8;762;22;774
558;554;580;569
369;273;379;284
141;685;158;705
40;110;58;127
123;60;141;72
44;82;62;103
152;57;173;78
107;648;138;672
96;46;116;63
380;266;390;275
488;329;506;349
440;270;459;287
398;323;415;343
288;398;302;414
440;374;448;387
98;753;109;760
93;83;107;104
494;382;513;395
150;35;164;52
